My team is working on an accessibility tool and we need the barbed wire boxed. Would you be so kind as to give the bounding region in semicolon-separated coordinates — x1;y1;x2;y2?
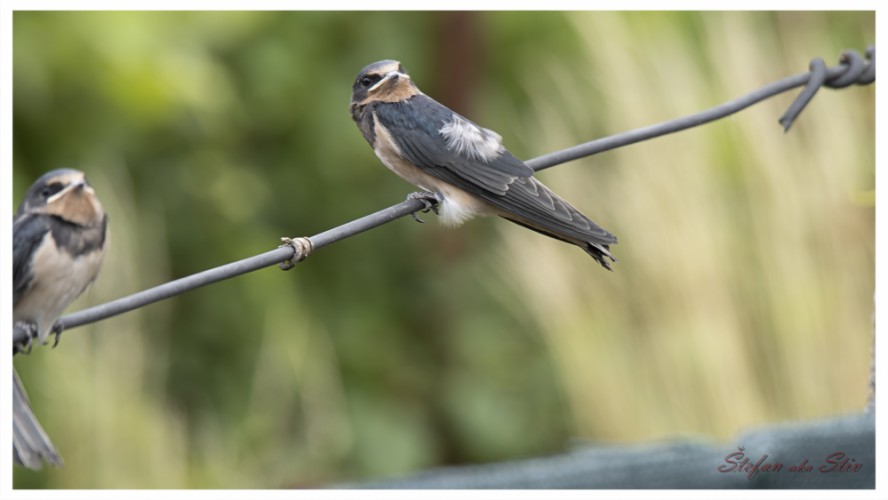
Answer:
12;47;875;347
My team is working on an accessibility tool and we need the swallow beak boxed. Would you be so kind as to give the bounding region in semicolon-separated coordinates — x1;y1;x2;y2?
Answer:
369;71;409;92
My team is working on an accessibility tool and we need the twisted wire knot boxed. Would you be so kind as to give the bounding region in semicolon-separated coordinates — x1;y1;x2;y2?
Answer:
780;46;874;131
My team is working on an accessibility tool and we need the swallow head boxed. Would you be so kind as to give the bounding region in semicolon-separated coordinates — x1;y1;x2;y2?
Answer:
18;168;105;227
350;59;420;111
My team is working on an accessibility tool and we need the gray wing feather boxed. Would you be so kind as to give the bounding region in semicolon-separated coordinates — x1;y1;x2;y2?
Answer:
375;97;532;194
13;213;51;305
498;177;617;244
375;97;616;246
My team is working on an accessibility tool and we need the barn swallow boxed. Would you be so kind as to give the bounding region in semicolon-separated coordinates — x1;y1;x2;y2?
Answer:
349;60;617;269
13;168;108;469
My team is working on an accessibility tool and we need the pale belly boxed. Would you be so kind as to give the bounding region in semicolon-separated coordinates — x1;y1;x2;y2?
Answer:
14;232;105;343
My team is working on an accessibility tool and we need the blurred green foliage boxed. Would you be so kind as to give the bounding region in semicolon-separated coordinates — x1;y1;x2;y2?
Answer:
12;11;873;488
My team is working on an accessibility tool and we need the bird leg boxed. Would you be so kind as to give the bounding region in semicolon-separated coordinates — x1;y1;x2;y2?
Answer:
406;191;443;223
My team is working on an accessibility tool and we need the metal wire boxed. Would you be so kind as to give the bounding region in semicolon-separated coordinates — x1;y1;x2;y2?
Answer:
531;46;874;170
12;47;875;347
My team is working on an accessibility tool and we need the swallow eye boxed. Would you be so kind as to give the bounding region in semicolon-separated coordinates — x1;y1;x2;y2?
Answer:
40;182;63;199
361;77;373;88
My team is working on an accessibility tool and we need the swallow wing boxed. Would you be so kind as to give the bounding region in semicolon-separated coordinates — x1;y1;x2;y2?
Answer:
375;96;531;195
493;176;618;245
375;96;616;245
13;213;51;305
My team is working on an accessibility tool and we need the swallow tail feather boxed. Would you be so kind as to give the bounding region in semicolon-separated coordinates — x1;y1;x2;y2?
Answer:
13;371;63;469
584;241;616;271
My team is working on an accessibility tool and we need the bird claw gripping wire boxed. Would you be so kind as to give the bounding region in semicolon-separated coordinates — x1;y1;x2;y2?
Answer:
278;236;314;270
12;321;65;353
780;46;875;132
13;321;38;355
51;324;65;348
406;191;442;223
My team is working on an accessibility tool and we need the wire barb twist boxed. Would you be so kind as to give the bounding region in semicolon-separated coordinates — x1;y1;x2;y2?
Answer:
779;46;875;132
278;237;314;270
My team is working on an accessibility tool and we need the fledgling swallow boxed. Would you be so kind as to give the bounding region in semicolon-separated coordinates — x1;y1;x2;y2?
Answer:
12;168;108;469
349;60;617;269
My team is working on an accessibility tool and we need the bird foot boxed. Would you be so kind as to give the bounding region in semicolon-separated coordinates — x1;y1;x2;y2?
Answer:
51;324;65;348
406;191;442;223
13;321;38;355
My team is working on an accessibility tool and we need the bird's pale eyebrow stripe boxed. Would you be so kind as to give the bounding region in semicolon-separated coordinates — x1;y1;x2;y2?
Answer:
439;115;504;162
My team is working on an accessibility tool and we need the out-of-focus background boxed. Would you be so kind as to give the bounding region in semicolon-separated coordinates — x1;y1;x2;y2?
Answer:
12;11;874;488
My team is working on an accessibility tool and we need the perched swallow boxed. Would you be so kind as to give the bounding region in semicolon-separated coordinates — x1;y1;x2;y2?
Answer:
13;168;108;469
349;60;617;269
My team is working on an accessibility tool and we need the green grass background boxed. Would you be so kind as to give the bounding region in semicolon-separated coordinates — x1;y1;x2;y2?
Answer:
12;11;874;488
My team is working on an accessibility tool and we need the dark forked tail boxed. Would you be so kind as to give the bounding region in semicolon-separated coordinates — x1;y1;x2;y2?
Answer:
583;241;616;271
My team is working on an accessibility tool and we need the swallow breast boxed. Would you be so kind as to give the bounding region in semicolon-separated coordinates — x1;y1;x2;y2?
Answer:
13;231;106;343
